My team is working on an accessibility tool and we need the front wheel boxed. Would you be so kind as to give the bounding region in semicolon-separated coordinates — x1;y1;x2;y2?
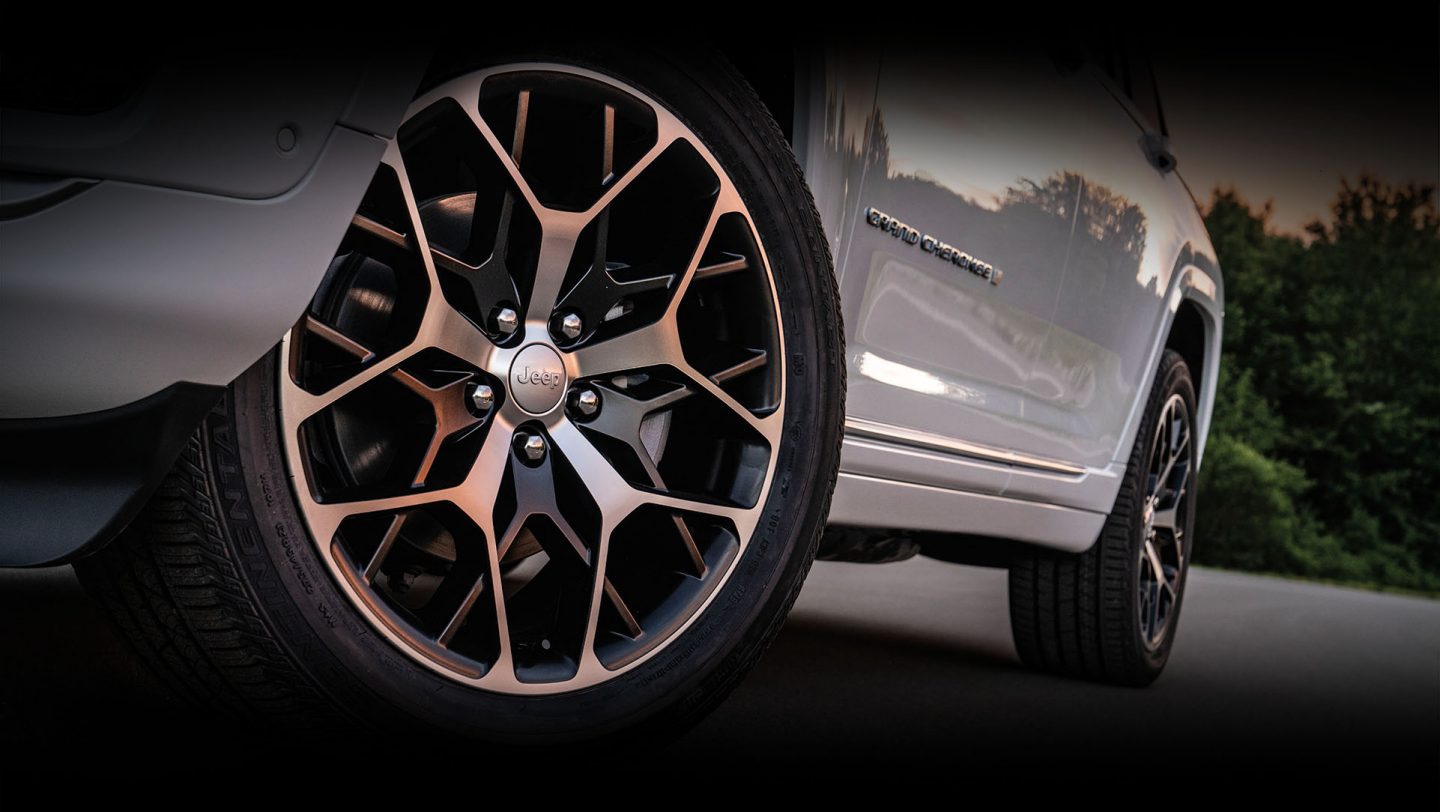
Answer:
1008;349;1198;686
77;48;844;741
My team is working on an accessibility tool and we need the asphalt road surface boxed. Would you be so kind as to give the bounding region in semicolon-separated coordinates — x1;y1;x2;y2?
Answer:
2;559;1436;796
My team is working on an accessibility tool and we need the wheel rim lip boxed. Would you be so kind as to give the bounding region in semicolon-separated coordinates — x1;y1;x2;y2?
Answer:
277;62;788;695
1137;392;1191;651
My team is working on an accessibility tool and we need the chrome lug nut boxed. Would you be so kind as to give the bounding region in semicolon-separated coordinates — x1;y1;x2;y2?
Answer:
493;306;519;336
470;383;495;414
517;432;547;462
573;387;600;417
559;312;583;341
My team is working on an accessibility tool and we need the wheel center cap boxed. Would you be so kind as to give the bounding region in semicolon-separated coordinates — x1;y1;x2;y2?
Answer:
509;344;567;415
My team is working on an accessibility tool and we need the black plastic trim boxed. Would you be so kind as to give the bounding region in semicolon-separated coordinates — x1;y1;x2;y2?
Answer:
0;382;222;567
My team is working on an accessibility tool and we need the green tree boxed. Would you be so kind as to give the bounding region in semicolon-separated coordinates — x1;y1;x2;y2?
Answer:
1196;178;1440;592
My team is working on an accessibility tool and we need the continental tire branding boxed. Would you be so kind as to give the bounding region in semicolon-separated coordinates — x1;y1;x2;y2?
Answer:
864;206;1003;285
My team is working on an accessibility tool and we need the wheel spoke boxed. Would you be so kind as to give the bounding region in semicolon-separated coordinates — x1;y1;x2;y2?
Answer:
572;384;711;577
645;491;754;538
555;260;674;340
571;319;681;378
298;487;465;552
547;419;642;519
451;420;518;683
694;251;748;281
660;186;748;310
363;512;410;583
435;87;547;226
522;216;586;326
672;358;782;443
1152;502;1180;533
438;574;488;648
494;450;590;565
707;348;769;385
583;131;678;222
581;380;690;481
602;578;644;640
389;368;482;487
1146;580;1162;639
297;313;377;364
1144;537;1166;586
1154;431;1190;496
433;242;523;333
520;138;677;324
351;212;408;250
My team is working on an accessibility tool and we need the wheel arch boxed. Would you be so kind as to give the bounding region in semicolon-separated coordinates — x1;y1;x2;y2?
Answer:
1161;246;1224;471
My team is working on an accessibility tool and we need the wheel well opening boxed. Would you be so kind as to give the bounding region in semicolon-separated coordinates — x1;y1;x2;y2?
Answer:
1167;300;1206;388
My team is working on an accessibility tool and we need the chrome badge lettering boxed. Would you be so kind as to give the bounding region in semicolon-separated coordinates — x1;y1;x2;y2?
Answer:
515;365;563;388
864;206;1003;286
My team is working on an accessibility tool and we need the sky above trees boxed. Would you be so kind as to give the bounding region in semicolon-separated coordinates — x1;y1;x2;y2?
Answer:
1155;12;1438;236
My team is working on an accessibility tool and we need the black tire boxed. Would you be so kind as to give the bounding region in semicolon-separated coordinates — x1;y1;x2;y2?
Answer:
1008;349;1198;687
76;47;844;742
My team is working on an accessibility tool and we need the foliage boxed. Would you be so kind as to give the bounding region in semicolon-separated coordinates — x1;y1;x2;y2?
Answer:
1196;177;1440;592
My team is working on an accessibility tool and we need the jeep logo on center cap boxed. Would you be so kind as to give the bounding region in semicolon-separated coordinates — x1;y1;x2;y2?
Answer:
509;344;567;415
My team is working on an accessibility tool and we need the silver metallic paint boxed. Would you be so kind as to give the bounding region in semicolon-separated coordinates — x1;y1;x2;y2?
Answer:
804;47;1222;549
0;128;389;418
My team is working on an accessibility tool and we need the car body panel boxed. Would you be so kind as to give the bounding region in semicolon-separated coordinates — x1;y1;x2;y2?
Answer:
0;49;427;419
800;46;1222;545
0;45;1221;563
0;49;426;565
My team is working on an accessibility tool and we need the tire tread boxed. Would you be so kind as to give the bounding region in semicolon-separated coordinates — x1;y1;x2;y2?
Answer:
1007;349;1194;687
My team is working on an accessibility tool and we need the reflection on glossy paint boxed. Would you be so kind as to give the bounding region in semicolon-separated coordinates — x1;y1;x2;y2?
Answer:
809;47;1218;473
855;351;984;406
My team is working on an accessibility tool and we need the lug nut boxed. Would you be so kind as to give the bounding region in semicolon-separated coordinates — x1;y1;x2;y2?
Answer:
470;383;495;414
572;387;600;417
517;432;547;462
493;306;519;336
558;312;583;341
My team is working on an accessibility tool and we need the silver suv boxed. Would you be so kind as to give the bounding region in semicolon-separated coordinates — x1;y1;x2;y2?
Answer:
0;42;1220;741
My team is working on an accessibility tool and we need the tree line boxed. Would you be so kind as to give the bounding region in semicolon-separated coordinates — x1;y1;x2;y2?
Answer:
1196;177;1439;593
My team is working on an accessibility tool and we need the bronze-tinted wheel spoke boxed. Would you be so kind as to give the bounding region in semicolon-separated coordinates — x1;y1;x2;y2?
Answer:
707;348;768;385
299;314;377;363
351;213;408;252
674;358;781;441
580;380;692;483
570;319;679;378
301;488;466;555
388;368;482;487
601;578;643;640
364;512;411;583
1137;393;1192;650
438;574;488;647
555;259;674;344
520;137;676;326
694;251;748;281
283;64;783;693
1152;504;1180;533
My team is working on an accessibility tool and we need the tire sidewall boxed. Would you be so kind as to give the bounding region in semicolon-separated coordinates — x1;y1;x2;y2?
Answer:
216;49;841;742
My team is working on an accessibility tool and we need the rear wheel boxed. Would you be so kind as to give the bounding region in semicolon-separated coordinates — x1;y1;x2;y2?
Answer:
1008;349;1197;686
77;49;844;741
